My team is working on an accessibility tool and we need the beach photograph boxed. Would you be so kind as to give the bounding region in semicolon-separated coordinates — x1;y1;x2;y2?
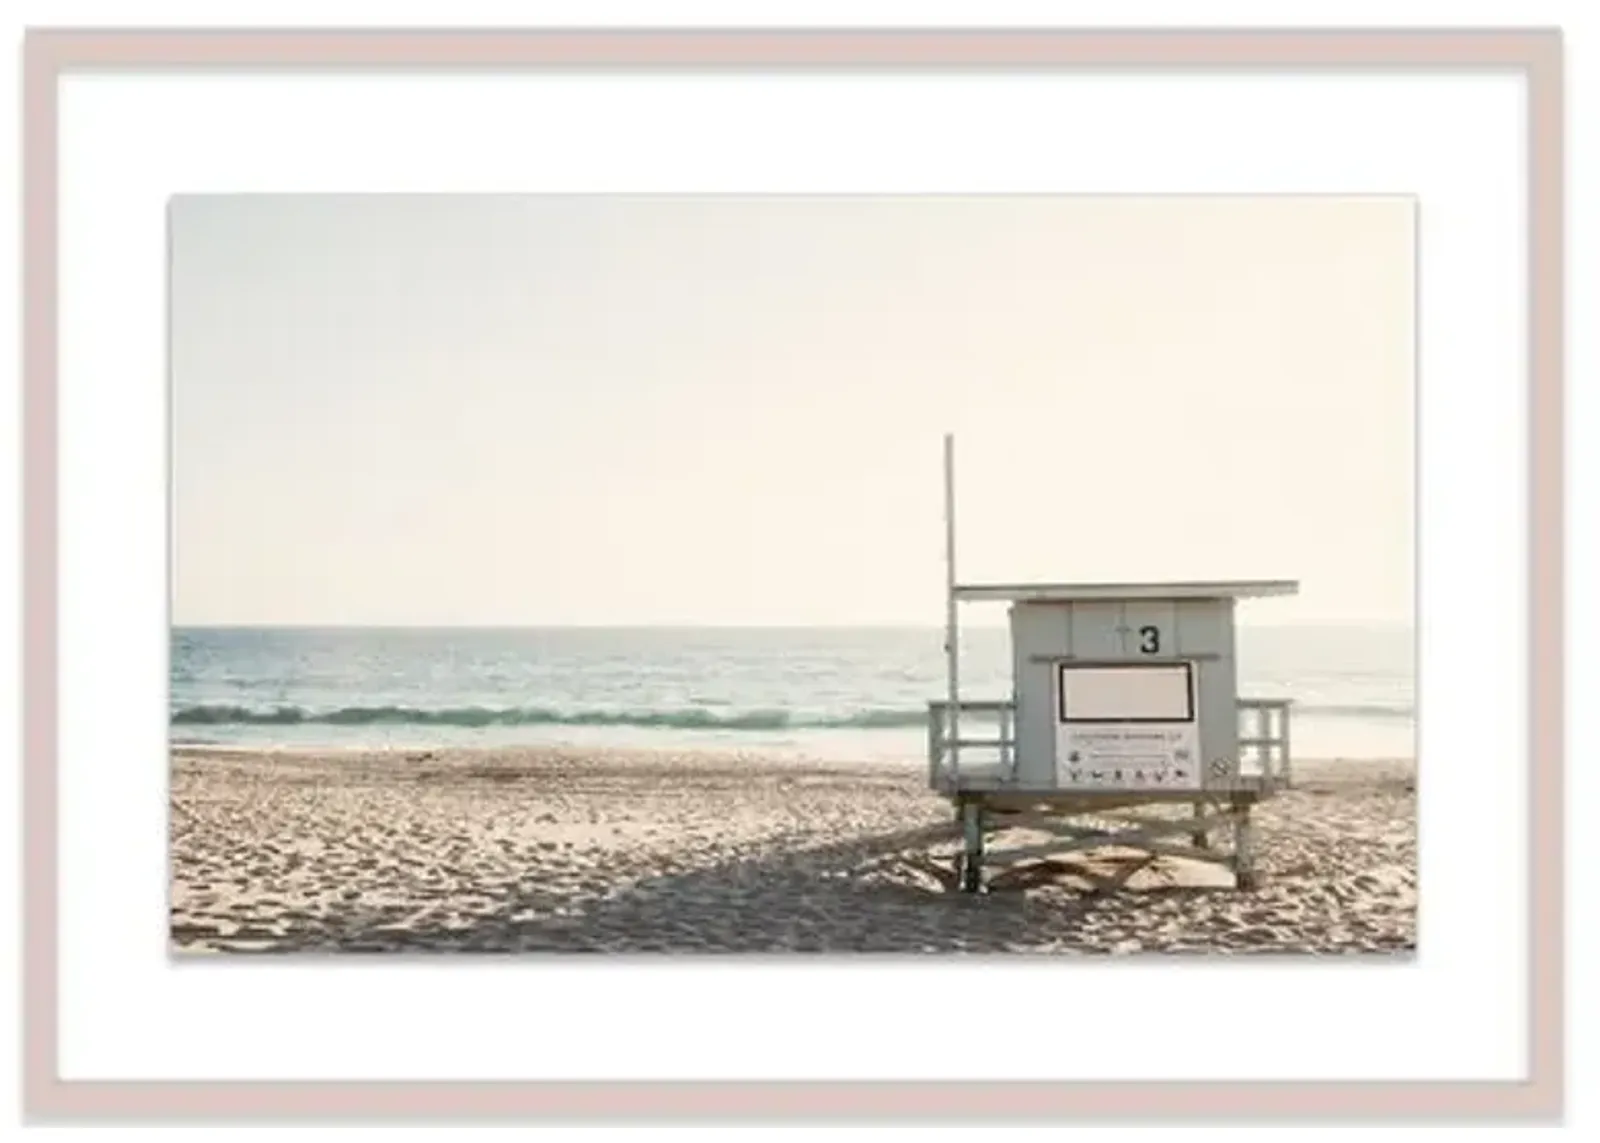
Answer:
168;194;1416;955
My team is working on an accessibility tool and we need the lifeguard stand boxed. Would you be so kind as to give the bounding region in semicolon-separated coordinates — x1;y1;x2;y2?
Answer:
927;435;1297;893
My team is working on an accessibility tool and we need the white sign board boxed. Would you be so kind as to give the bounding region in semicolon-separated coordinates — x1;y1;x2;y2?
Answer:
1054;662;1201;790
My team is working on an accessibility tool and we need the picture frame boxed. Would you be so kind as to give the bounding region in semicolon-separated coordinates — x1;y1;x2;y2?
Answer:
18;23;1565;1124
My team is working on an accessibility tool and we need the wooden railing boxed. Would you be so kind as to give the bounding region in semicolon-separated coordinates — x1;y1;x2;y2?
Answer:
1236;697;1294;787
926;699;1016;786
928;697;1294;789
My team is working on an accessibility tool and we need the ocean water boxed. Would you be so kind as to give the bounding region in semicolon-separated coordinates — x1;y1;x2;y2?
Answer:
169;625;1415;762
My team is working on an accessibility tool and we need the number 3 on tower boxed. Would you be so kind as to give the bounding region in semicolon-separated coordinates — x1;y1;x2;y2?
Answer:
1138;625;1161;654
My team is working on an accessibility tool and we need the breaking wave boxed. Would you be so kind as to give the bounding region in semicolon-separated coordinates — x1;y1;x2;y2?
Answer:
170;698;1412;730
168;703;933;731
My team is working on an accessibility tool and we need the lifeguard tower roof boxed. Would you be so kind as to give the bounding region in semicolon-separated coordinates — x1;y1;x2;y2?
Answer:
952;580;1299;604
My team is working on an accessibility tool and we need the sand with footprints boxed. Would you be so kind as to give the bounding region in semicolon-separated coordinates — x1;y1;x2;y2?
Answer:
169;746;1415;955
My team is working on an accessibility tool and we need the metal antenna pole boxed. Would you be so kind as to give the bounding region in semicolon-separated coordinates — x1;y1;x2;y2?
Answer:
944;433;959;780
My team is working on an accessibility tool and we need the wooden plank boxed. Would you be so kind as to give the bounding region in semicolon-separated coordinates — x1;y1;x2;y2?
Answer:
981;809;1243;866
986;853;1162;894
1138;839;1239;865
1012;806;1240;838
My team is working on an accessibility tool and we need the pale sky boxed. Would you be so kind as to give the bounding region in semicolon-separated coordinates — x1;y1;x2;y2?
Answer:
170;195;1414;628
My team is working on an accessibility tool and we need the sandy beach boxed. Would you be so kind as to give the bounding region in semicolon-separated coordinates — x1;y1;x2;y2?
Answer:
169;746;1415;955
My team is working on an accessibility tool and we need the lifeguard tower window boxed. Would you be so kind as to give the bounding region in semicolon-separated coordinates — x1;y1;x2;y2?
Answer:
1057;662;1195;725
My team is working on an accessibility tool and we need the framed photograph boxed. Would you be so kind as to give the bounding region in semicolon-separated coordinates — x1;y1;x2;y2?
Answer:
19;19;1564;1125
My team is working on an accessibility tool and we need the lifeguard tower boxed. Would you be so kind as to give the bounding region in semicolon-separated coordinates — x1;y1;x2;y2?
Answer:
927;435;1297;894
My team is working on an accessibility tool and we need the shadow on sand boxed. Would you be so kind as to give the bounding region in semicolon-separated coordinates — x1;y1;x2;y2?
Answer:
178;820;1265;957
